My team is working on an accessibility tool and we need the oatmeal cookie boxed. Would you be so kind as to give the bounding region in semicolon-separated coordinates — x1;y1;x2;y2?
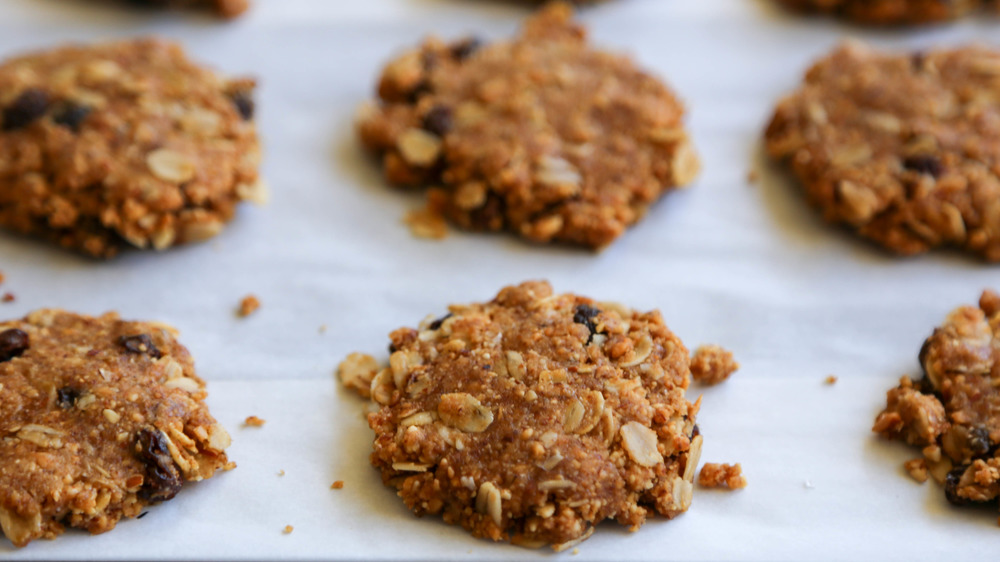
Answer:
115;0;249;18
357;2;699;249
341;281;708;550
0;310;232;547
775;0;992;24
765;41;1000;261
0;38;263;258
873;290;1000;520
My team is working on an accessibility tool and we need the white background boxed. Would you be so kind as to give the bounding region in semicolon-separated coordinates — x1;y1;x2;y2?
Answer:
1;0;998;559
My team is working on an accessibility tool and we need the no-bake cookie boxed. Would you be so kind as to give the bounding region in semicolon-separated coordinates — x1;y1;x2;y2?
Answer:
339;281;713;550
873;290;1000;520
357;2;699;249
0;38;263;258
766;41;1000;261
0;309;232;547
775;0;997;25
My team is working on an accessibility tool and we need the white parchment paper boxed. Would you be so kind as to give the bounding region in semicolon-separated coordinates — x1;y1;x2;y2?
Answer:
1;0;998;559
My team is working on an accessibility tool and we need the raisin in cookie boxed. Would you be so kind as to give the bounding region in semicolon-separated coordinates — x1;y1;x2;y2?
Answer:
765;41;1000;261
873;290;1000;519
0;310;232;547
357;2;699;249
116;0;249;18
0;38;263;258
775;0;992;24
339;281;709;550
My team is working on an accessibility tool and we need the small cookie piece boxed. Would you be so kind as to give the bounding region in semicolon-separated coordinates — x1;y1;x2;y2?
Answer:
0;38;262;258
353;281;707;549
358;2;699;249
0;310;231;547
873;290;1000;521
766;42;1000;261
697;463;747;490
690;344;739;386
775;0;990;24
114;0;249;19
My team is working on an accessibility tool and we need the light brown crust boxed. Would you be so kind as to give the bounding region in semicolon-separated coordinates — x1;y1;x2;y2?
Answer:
357;2;698;249
873;290;1000;519
0;310;231;547
775;0;988;24
765;41;1000;261
343;281;708;549
0;38;262;258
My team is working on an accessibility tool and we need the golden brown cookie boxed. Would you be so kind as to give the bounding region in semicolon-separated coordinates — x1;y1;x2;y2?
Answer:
873;290;1000;521
339;281;713;550
765;41;1000;261
0;38;263;258
112;0;249;18
775;0;989;25
0;310;232;547
357;2;699;249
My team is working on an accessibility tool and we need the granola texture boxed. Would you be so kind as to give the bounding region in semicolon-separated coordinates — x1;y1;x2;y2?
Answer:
0;38;263;258
873;290;1000;520
340;281;706;550
690;345;739;386
766;42;1000;261
0;310;231;547
357;2;699;249
775;0;997;24
697;463;747;490
115;0;249;18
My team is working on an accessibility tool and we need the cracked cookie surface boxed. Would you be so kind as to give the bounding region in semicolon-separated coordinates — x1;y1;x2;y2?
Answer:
766;42;1000;261
873;290;1000;521
339;281;706;550
775;0;995;24
0;309;231;547
0;38;263;258
357;2;699;249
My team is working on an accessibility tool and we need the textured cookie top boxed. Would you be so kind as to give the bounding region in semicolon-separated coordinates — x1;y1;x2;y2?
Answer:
766;42;1000;261
775;0;994;24
873;290;1000;516
340;281;703;550
0;38;262;258
358;2;699;249
0;310;231;547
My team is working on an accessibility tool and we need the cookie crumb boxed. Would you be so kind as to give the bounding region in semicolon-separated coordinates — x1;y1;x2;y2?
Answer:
331;480;344;489
282;525;294;535
319;324;328;334
824;375;838;385
2;292;14;303
572;548;580;555
243;415;266;427
690;345;739;386
404;205;449;240
0;272;5;284
904;458;929;483
224;461;237;471
237;295;260;317
698;463;747;489
278;470;285;477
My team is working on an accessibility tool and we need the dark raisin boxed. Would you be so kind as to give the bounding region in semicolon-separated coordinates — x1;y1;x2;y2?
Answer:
56;386;81;409
451;38;482;61
120;334;162;358
968;426;992;456
422;105;453;136
0;328;29;362
691;424;700;438
388;342;398;354
229;90;254;121
405;81;433;104
911;51;926;71
573;304;602;344
2;89;50;131
903;155;943;178
134;428;183;502
428;312;452;331
137;511;149;519
944;466;972;506
52;103;92;132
